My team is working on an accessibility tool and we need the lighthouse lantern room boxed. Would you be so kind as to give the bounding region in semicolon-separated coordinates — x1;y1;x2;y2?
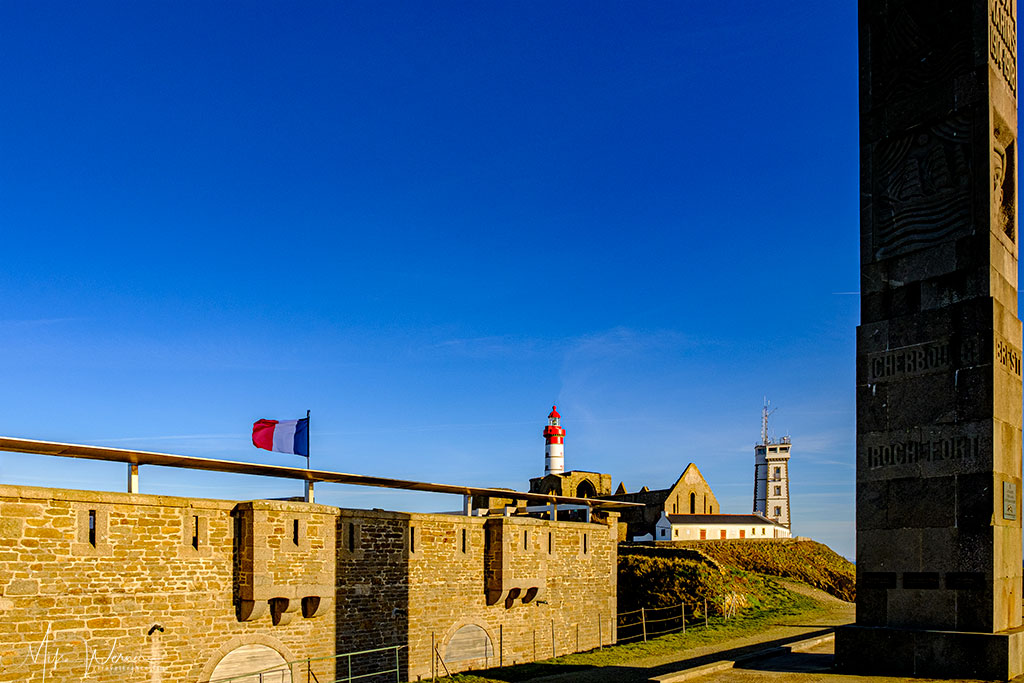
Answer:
543;406;566;475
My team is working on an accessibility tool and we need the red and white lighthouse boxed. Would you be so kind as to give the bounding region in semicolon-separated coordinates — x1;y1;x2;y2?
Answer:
543;405;565;475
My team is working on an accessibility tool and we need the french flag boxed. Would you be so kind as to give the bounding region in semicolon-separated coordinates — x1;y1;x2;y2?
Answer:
252;417;309;456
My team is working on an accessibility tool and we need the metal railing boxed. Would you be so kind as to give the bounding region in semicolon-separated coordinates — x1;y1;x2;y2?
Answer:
204;645;405;683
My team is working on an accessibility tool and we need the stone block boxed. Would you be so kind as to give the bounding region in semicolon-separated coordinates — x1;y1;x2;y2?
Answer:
887;588;955;630
4;579;37;596
855;585;888;627
955;471;995;528
0;518;23;539
887;476;955;529
855;481;887;530
836;625;1024;680
857;527;920;572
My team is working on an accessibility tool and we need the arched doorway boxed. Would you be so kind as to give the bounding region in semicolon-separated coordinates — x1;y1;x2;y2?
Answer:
689;492;696;514
575;480;597;498
207;644;291;682
445;624;494;664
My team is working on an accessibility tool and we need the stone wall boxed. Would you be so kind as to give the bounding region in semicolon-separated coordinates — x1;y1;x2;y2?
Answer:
0;485;618;682
404;511;618;679
0;484;338;683
335;509;618;680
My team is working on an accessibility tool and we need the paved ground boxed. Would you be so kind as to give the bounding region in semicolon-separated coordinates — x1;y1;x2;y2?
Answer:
691;639;994;683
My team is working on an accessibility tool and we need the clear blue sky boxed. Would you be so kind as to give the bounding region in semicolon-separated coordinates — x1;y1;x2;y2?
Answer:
1;3;865;556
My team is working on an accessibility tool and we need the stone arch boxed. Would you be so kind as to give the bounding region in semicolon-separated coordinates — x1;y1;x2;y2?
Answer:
689;492;695;514
441;618;498;669
575;480;597;498
196;635;296;683
445;624;494;664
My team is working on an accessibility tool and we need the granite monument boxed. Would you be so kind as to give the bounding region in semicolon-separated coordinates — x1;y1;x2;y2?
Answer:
834;1;1023;679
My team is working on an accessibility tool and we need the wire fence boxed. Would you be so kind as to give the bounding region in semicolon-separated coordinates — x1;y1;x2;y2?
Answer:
616;594;744;643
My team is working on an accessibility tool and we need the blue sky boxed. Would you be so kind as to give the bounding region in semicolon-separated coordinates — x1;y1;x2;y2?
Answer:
1;3;862;556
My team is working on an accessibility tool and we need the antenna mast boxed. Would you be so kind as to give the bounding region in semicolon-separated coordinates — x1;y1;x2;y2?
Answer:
761;397;777;445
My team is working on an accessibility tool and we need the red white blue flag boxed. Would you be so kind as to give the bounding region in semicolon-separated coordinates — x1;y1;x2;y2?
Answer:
252;418;309;456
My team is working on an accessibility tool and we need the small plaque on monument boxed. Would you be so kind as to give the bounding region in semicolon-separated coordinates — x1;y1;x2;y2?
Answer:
1004;481;1017;521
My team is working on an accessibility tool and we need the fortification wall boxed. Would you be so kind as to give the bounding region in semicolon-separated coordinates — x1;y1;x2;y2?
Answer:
0;485;617;681
0;485;337;683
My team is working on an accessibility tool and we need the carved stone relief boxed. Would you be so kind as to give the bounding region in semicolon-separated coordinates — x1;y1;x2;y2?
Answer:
873;115;972;259
993;119;1016;242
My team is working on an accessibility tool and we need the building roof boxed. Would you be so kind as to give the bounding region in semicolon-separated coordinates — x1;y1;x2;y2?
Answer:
548;405;560;419
597;462;711;504
664;513;784;527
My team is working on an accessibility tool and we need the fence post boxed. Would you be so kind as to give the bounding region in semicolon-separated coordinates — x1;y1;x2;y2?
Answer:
431;632;435;681
551;619;556;658
499;624;503;667
576;623;579;653
641;608;647;642
348;652;353;683
533;629;536;661
681;604;685;634
395;645;400;683
598;612;603;649
704;599;708;629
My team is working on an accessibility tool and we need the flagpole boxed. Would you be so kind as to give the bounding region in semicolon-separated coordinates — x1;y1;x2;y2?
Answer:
304;409;313;504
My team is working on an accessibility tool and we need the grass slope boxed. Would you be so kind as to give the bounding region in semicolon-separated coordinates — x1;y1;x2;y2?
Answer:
635;539;856;602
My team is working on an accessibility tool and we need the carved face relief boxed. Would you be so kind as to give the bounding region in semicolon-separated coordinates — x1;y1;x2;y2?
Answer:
993;125;1016;242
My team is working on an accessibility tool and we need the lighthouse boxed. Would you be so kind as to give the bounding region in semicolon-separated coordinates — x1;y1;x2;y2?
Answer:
543;405;565;475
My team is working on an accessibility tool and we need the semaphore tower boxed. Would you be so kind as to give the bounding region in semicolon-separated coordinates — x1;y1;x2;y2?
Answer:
753;400;791;529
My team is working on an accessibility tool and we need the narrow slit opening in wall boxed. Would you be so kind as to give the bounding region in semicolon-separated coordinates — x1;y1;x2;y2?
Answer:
292;519;299;546
524;529;529;550
88;509;96;547
583;533;588;554
348;522;355;552
233;512;241;551
461;528;466;553
410;526;416;553
192;515;199;550
548;531;552;554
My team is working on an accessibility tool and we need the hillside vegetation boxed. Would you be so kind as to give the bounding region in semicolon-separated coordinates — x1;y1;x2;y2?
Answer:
617;552;800;617
620;539;855;603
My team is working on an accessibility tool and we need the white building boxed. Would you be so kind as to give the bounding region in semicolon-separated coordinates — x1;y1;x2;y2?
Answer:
654;511;791;541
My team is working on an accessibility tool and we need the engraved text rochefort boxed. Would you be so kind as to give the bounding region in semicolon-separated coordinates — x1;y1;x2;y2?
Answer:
865;435;981;469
